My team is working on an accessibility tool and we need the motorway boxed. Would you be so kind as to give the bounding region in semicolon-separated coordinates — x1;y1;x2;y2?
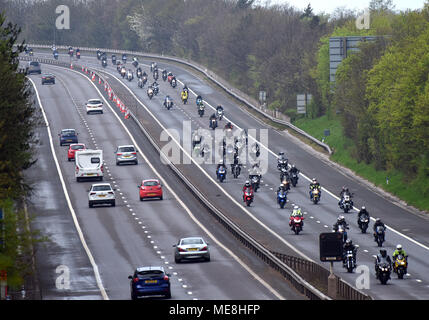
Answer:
28;49;429;299
24;61;303;300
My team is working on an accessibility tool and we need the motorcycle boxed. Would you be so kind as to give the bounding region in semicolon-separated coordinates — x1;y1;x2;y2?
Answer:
53;51;58;60
217;166;226;183
290;171;299;187
167;73;174;83
122;54;127;63
277;190;287;209
127;71;134;81
210;118;217;130
153;84;159;96
162;70;167;81
150;62;156;72
377;262;391;285
339;194;353;213
358;215;369;233
277;158;288;171
393;254;407;279
280;167;289;183
76;51;81;59
375;226;385;247
231;163;241;179
121;68;126;78
142;75;147;86
112;55;116;64
147;88;154;99
68;48;74;57
102;59;107;68
132;59;138;68
153;70;159;81
344;246;358;273
216;109;224;120
196;97;203;106
311;188;320;204
138;77;144;88
198;104;205;117
97;50;102;60
244;190;253;207
171;78;177;88
250;175;261;192
290;216;304;234
164;99;173;110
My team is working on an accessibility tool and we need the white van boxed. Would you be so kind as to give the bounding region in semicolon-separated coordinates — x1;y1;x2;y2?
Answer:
75;149;103;182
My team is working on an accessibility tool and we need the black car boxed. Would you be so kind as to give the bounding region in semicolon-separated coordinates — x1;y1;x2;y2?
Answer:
59;129;78;146
128;266;171;299
41;73;55;85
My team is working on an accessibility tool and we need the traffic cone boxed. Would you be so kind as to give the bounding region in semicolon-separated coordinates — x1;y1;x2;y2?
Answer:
92;74;95;82
70;63;73;69
98;77;102;85
113;95;117;103
117;98;121;107
125;108;130;119
82;66;84;72
121;103;126;113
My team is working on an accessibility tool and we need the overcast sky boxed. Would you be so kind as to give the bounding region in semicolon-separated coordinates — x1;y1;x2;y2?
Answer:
263;0;426;14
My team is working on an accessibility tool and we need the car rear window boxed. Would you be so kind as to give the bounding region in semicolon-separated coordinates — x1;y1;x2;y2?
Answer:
143;181;159;187
71;145;84;150
119;147;135;152
91;157;100;164
137;270;164;278
62;130;75;136
92;185;111;191
30;62;39;66
88;100;102;105
181;238;203;245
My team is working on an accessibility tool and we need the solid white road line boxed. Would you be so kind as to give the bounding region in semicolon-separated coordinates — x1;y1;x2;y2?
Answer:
27;77;109;300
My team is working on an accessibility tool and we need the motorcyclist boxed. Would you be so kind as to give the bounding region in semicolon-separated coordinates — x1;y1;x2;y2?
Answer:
181;89;188;102
338;186;352;207
289;164;299;175
216;105;224;118
309;178;321;199
375;249;392;279
224;122;233;130
277;152;288;170
192;132;202;149
242;180;254;202
183;84;189;93
392;244;408;263
357;206;370;226
373;218;386;241
196;95;203;106
216;160;226;180
333;215;349;232
209;113;217;129
343;239;357;267
164;95;172;108
289;206;303;226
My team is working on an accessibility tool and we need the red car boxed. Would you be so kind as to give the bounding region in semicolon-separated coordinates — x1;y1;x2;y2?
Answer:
138;179;163;201
68;143;86;161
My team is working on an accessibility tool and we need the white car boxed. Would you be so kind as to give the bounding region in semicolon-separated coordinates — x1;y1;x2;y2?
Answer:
88;183;115;208
86;98;103;114
173;237;210;263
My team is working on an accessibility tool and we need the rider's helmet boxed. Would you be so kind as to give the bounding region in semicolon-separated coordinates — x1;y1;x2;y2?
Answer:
376;218;381;223
361;206;366;211
345;239;352;246
337;216;342;222
312;178;317;184
396;244;402;251
292;164;295;169
219;159;223;165
245;180;250;187
380;249;387;257
294;205;299;210
280;183;284;189
338;215;345;222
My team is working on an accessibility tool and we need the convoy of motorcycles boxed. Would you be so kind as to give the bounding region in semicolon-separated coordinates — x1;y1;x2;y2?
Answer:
51;49;407;287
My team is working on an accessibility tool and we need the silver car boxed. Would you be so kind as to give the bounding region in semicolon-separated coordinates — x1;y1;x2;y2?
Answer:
115;145;138;165
88;183;115;208
173;237;210;263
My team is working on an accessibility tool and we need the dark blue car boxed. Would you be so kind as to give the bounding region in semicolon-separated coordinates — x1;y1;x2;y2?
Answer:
128;266;171;299
59;129;78;146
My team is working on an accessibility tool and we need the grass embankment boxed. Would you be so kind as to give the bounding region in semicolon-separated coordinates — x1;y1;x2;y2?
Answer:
293;115;429;212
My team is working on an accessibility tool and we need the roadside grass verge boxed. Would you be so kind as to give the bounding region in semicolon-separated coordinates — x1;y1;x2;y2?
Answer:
293;115;429;212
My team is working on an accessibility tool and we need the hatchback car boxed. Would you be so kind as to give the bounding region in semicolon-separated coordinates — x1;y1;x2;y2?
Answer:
115;145;138;165
67;143;86;161
27;61;41;75
138;179;163;201
173;237;210;263
128;266;171;300
59;129;78;146
88;183;115;208
41;73;55;85
86;98;103;114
